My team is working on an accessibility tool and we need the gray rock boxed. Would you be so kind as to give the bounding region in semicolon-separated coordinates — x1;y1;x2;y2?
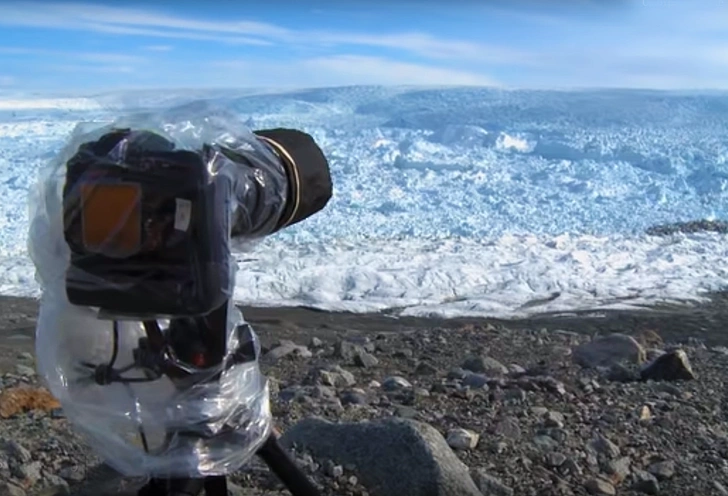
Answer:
17;352;34;362
42;474;70;493
307;365;356;388
395;405;418;419
280;416;482;496
573;333;646;368
446;428;479;450
447;368;469;380
494;417;522;440
309;337;324;348
393;349;414;359
334;340;368;361
640;349;696;381
632;469;660;494
462;356;509;375
584;477;616;495
604;456;631;485
462;373;489;389
382;376;412;391
508;364;527;376
531;406;550;417
263;340;312;362
415;362;439;376
324;459;344;478
544;411;565;428
15;461;42;486
604;363;639;382
339;389;368;406
354;351;379;368
587;434;620;459
59;465;87;483
525;376;567;396
545;452;567;467
713;481;728;496
561;457;582;476
533;435;560;450
4;440;32;464
0;482;25;496
471;469;514;496
14;364;35;377
647;460;675;480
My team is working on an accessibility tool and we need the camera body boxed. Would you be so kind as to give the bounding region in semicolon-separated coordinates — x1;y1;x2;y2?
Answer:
62;129;232;317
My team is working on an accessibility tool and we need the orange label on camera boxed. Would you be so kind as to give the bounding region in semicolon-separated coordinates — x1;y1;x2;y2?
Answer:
80;182;142;257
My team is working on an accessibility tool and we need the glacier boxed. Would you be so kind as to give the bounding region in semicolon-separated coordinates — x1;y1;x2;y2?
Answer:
0;85;726;318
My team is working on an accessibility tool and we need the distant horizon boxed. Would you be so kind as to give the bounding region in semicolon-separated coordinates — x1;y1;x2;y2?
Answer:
1;1;727;95
4;83;728;104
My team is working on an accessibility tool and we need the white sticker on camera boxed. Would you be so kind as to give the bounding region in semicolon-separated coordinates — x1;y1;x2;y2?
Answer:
174;198;192;231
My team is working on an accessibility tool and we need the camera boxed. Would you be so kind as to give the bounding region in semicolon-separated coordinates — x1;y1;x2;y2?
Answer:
29;106;333;490
61;126;332;319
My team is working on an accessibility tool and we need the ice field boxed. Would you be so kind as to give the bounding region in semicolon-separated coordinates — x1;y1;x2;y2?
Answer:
0;85;726;318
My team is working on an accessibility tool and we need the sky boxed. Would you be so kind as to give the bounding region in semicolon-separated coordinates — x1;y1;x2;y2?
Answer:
0;0;727;95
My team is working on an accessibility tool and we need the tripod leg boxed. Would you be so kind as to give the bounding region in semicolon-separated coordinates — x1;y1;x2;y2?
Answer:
256;433;322;496
137;477;205;496
203;476;228;496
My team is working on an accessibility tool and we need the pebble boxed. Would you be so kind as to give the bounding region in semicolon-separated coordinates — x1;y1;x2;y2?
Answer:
446;428;480;450
494;417;522;440
353;351;379;368
13;365;35;378
588;434;620;459
647;460;675;480
381;376;412;391
339;389;368;406
584;477;616;495
14;461;42;485
414;362;438;376
471;469;514;496
544;452;566;467
462;373;489;389
4;441;32;464
604;456;630;484
632;469;660;495
0;481;25;496
462;356;509;375
58;465;86;483
544;411;565;428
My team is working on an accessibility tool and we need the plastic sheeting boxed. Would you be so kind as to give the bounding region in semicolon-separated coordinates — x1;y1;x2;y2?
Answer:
27;102;283;478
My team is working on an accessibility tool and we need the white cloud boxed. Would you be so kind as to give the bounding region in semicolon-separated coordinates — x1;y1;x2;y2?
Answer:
210;55;500;87
309;32;535;65
143;45;174;52
0;2;530;64
2;1;728;90
0;46;147;65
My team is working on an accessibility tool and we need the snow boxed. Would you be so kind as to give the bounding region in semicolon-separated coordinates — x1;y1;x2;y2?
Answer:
1;85;726;318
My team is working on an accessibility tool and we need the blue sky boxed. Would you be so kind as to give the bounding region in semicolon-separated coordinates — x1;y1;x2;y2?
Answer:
0;0;727;95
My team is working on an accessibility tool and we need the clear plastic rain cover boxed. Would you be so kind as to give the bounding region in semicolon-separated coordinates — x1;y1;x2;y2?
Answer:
26;102;284;478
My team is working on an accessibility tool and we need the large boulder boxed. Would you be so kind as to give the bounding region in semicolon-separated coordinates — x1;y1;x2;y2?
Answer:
280;416;482;496
572;333;646;369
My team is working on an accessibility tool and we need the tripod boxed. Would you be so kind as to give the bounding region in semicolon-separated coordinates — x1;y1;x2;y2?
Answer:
80;301;323;496
137;433;321;496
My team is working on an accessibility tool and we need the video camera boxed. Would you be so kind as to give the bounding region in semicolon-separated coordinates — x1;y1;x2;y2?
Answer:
28;105;332;496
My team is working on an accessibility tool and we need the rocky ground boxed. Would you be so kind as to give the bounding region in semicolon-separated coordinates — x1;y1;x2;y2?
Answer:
0;295;726;496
